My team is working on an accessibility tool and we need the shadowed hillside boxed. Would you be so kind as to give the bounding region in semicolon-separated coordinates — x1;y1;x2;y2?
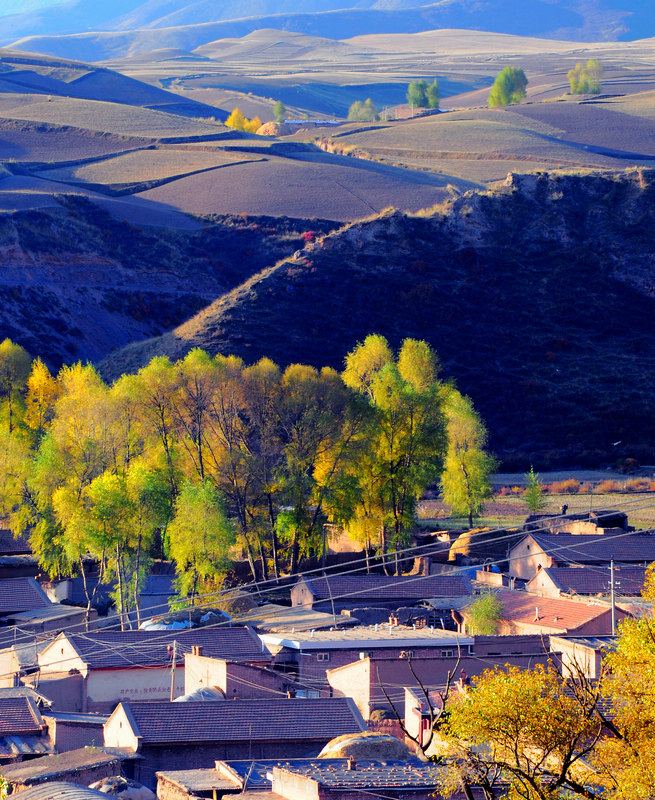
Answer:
0;196;336;366
101;169;655;467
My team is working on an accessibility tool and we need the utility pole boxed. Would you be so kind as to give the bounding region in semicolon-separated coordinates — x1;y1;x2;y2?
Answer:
610;560;616;634
170;640;177;701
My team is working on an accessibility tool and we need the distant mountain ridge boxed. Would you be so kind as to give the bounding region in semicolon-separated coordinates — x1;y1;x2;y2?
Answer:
2;0;652;59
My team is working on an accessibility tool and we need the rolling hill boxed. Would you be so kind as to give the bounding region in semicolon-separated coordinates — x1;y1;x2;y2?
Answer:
100;168;655;467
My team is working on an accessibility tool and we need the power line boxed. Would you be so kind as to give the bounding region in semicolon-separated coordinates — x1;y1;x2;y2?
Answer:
4;498;654;683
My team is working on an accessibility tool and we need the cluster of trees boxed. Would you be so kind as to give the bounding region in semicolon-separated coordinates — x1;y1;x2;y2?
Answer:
568;59;603;95
225;107;262;133
407;78;440;110
0;335;496;625
428;568;655;799
347;98;380;122
488;66;528;107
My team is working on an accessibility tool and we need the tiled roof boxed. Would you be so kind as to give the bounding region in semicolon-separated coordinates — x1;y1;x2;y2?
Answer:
535;567;647;596
1;746;133;783
0;697;43;736
0;687;53;709
275;760;442;789
0;529;31;555
119;698;365;744
0;578;51;615
301;575;471;601
60;626;267;669
8;783;109;800
527;533;655;564
495;590;610;632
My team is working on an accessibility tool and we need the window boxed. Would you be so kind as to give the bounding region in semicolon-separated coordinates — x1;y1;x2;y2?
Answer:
296;689;320;698
440;649;455;658
317;652;330;662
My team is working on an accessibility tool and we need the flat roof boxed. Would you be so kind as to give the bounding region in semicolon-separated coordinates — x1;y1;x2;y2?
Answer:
260;625;473;650
274;761;442;789
156;768;238;792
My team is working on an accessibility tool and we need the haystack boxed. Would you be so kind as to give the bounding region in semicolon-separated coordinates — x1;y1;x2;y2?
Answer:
318;732;413;760
257;121;294;136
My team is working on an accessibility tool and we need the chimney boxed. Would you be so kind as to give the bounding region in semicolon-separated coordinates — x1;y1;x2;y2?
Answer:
347;756;357;771
191;645;203;657
534;607;539;621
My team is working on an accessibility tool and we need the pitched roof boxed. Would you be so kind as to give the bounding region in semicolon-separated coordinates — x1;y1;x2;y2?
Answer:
300;575;471;602
115;698;365;744
55;626;267;669
531;567;647;596
0;529;31;556
494;590;612;633
524;533;655;564
1;747;133;784
0;578;51;615
0;696;44;736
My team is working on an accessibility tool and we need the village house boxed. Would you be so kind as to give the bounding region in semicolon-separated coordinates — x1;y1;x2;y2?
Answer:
0;632;53;690
455;589;629;637
42;711;108;753
325;634;547;720
507;532;655;581
0;577;52;618
0;695;54;763
525;566;647;598
259;624;473;690
550;635;616;680
103;697;367;788
269;760;445;800
291;575;471;614
0;746;137;792
523;510;629;536
157;757;490;800
183;650;319;699
34;626;269;713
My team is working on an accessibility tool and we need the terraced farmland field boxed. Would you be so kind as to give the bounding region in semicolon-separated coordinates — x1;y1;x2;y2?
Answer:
0;93;224;137
35;147;263;190
137;154;460;220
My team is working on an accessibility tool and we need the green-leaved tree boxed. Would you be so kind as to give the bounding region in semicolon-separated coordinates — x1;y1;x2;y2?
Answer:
407;79;440;109
524;465;547;513
273;100;286;122
488;66;528;107
440;388;496;527
568;59;603;94
347;98;379;122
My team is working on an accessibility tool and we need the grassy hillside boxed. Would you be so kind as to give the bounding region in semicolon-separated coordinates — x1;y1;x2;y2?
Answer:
0;48;227;120
101;169;655;467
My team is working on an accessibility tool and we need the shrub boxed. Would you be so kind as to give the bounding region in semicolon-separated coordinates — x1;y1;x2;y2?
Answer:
596;479;622;493
549;479;581;494
624;478;652;493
